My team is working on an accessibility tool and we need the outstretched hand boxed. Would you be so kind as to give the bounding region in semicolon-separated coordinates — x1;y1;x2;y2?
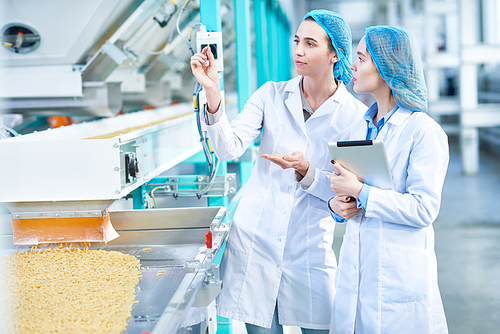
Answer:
262;151;309;176
329;160;363;198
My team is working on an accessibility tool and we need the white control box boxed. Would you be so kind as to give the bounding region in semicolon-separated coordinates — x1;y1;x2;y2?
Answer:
196;28;224;72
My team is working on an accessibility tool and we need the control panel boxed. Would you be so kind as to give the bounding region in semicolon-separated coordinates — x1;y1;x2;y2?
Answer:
196;26;224;71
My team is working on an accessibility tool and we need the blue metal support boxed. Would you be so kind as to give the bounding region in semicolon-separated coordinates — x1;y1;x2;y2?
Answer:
252;0;292;87
234;0;255;187
200;0;228;209
268;0;279;81
253;0;269;88
200;0;221;31
234;0;252;111
278;6;291;81
199;2;232;332
132;186;146;209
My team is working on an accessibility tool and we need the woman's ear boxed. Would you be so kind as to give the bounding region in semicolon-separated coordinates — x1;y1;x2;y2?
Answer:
331;53;339;64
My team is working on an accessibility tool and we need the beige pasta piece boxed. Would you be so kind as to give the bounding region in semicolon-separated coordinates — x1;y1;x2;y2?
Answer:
84;113;191;140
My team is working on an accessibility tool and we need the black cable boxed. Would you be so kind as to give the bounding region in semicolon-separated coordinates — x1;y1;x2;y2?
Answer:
194;81;214;173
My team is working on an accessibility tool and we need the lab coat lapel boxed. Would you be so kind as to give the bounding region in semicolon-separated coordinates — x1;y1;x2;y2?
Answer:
284;77;307;136
378;108;413;140
309;82;349;121
352;120;368;140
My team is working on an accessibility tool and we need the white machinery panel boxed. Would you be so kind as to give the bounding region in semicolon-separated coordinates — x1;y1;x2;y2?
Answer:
0;66;83;98
0;139;120;202
0;104;201;203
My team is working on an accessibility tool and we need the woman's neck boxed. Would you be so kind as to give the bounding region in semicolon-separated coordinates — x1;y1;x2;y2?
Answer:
302;72;337;110
373;88;397;124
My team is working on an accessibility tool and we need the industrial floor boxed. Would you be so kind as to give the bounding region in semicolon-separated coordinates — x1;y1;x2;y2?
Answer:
229;140;500;334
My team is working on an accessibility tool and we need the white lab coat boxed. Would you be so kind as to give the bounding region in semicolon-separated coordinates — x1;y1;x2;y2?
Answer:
330;107;449;334
206;76;367;329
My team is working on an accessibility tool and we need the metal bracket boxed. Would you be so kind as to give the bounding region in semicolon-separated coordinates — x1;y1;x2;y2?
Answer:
192;280;222;307
147;173;237;198
184;260;219;278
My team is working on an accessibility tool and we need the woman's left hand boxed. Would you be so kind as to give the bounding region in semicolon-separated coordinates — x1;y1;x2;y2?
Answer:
330;160;364;198
329;196;362;220
262;151;309;176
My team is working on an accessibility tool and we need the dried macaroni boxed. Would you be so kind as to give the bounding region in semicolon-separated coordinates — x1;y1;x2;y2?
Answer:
4;244;141;334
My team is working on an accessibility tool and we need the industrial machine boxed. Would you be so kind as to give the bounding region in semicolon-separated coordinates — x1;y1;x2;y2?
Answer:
0;0;234;333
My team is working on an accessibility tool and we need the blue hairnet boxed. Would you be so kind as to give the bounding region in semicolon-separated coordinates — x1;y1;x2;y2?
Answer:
365;26;427;112
302;10;352;84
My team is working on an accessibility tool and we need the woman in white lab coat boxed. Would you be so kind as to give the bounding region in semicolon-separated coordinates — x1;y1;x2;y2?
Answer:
328;26;449;333
191;10;366;334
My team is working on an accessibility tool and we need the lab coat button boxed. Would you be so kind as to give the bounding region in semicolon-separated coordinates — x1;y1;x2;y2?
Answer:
289;185;293;190
278;238;282;242
283;211;286;215
276;264;280;268
354;266;357;270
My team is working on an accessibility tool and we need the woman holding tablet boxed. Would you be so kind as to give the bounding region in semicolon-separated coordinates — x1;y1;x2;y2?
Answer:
328;26;449;333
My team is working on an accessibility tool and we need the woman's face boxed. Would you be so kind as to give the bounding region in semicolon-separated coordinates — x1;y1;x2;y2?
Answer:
350;37;385;94
293;20;337;77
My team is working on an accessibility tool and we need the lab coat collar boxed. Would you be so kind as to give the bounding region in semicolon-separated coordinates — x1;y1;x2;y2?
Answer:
307;81;349;122
331;81;350;106
284;76;307;135
285;76;350;106
387;107;413;126
284;75;302;92
284;76;351;136
357;104;413;140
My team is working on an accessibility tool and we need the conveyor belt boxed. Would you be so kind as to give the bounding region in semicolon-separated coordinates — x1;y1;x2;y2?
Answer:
126;266;188;333
91;244;206;334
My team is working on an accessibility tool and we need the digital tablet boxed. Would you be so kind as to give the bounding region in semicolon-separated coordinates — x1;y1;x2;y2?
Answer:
328;140;394;190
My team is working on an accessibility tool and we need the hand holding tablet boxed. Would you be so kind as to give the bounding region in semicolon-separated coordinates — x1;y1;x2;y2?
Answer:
328;140;394;190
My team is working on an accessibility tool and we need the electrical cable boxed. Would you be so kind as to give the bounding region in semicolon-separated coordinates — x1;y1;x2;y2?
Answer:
148;81;219;201
150;186;164;208
176;0;194;55
194;81;214;167
146;0;224;202
188;22;203;46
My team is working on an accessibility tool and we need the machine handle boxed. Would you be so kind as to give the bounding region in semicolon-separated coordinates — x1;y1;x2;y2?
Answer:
205;230;212;249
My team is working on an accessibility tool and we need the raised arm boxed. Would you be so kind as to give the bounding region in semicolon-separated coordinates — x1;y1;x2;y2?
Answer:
191;46;221;113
